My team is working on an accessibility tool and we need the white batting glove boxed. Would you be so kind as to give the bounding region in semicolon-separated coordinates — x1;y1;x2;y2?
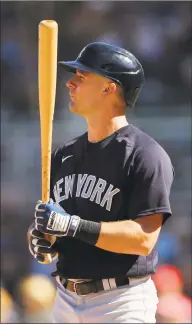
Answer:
34;199;81;237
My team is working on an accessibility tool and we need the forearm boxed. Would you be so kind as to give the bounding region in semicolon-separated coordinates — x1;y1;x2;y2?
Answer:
34;200;162;256
95;220;149;256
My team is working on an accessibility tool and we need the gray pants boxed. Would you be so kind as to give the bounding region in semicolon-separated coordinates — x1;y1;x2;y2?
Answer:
52;276;158;323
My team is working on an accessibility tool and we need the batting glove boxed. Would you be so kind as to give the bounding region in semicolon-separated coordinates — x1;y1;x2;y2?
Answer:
28;221;58;263
34;199;81;237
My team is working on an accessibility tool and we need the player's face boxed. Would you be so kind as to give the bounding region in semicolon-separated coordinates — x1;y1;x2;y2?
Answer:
66;70;110;116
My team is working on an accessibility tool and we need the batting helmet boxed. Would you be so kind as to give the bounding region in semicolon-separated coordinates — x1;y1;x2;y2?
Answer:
59;42;145;108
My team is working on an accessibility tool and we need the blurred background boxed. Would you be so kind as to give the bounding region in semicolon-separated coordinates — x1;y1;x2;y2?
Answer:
1;1;191;323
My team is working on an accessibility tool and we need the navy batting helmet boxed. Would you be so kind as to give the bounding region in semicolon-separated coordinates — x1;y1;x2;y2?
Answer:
59;42;145;108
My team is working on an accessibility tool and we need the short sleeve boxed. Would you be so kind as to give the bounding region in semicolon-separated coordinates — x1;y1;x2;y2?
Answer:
128;144;174;224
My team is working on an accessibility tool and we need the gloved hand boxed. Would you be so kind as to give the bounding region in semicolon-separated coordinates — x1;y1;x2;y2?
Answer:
28;220;58;263
34;199;81;237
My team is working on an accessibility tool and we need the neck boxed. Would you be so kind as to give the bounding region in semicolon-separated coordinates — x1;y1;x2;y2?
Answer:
85;115;128;143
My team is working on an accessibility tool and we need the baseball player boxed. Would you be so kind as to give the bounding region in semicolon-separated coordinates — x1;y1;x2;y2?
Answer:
28;42;174;323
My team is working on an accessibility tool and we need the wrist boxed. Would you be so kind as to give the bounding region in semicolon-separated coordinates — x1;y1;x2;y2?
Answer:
74;219;101;246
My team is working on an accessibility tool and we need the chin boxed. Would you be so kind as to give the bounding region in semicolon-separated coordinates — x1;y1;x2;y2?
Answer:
69;101;87;116
69;102;80;114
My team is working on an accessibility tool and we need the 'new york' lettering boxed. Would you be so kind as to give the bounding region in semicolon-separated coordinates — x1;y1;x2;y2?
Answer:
53;174;120;211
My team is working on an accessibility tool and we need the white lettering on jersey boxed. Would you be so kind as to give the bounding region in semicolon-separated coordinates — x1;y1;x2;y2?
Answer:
100;184;120;211
65;174;75;199
76;174;88;197
55;178;65;203
81;175;96;199
53;174;120;211
90;178;107;205
53;174;75;203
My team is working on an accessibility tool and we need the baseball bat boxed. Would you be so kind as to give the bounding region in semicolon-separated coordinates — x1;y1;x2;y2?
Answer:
38;20;58;264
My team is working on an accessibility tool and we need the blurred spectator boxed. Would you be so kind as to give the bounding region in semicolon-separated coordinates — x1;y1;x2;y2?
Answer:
152;264;184;295
156;293;192;323
153;264;192;323
16;275;56;323
157;231;181;264
1;287;19;323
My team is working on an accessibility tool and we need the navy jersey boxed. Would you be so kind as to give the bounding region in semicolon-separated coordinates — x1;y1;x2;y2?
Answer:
50;125;174;279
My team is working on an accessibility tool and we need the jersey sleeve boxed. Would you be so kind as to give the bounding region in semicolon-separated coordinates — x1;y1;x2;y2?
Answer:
127;144;174;224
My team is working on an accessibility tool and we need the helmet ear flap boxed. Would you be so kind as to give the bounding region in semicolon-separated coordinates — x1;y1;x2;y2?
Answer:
124;87;141;108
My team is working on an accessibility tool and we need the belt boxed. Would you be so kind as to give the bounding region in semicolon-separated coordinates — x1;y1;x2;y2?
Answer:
59;275;150;295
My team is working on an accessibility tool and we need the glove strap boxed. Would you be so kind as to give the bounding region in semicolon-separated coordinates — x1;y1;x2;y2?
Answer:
47;212;81;237
47;211;70;233
67;216;81;237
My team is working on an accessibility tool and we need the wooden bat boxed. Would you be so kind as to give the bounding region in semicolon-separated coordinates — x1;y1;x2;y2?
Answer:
38;20;58;264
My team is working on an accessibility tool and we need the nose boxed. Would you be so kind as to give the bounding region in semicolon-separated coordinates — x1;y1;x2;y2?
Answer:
66;76;76;89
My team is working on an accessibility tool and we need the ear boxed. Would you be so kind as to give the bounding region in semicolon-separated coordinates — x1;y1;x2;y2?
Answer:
103;82;117;94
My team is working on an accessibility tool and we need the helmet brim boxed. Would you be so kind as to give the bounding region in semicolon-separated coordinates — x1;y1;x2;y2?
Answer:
58;60;97;74
58;60;122;87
